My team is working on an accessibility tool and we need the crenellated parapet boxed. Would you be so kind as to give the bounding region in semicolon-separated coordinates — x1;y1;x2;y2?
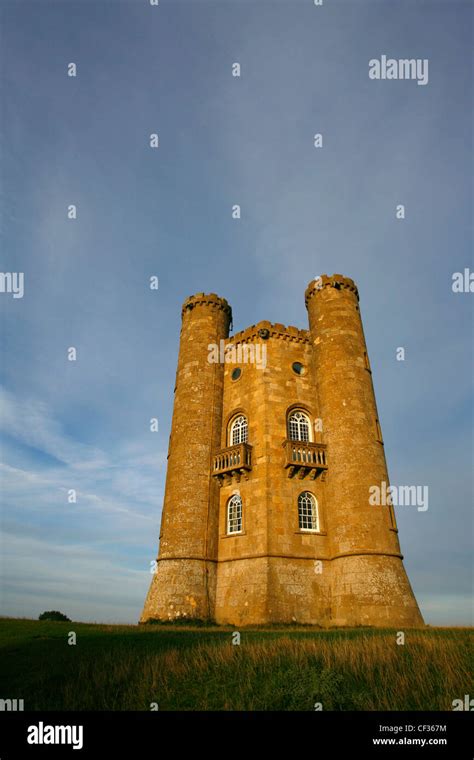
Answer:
304;274;359;306
229;320;310;346
182;292;232;320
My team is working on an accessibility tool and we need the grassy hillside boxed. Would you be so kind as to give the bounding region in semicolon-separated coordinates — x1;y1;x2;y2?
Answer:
0;618;472;711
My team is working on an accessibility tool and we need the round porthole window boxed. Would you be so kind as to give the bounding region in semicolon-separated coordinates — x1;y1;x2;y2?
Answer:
231;367;242;381
292;362;304;376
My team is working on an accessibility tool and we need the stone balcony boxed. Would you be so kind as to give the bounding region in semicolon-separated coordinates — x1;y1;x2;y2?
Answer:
283;440;328;480
212;442;252;485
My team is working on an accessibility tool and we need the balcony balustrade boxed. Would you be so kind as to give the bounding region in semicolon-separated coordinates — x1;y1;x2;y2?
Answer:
212;442;252;484
283;440;328;480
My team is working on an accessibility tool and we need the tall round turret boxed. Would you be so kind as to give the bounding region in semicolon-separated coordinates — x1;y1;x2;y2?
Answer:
141;293;231;622
305;275;423;626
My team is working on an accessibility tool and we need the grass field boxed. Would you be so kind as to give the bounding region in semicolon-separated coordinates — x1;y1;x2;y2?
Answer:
0;618;472;711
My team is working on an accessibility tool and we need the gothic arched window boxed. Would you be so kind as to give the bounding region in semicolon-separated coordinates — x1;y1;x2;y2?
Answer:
298;492;319;532
227;494;243;534
288;410;311;442
230;415;248;445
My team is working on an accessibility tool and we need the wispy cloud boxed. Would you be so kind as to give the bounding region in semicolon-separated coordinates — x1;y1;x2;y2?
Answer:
0;386;165;622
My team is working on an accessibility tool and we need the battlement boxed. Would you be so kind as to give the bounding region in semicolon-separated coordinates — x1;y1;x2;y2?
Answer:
229;320;310;345
305;274;359;306
182;292;232;320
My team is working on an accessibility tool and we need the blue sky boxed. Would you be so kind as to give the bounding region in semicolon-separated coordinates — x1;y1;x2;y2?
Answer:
0;0;472;625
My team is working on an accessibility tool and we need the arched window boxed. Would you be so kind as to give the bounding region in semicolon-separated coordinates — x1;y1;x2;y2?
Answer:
298;492;319;532
230;415;248;445
227;494;243;534
288;410;311;442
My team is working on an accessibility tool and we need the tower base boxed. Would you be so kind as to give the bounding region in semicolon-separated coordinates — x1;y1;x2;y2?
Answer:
140;559;216;623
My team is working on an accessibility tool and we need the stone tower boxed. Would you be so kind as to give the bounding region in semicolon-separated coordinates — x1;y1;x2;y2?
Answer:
141;276;424;627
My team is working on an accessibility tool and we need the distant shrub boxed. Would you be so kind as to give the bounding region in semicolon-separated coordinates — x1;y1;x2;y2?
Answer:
39;610;71;622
